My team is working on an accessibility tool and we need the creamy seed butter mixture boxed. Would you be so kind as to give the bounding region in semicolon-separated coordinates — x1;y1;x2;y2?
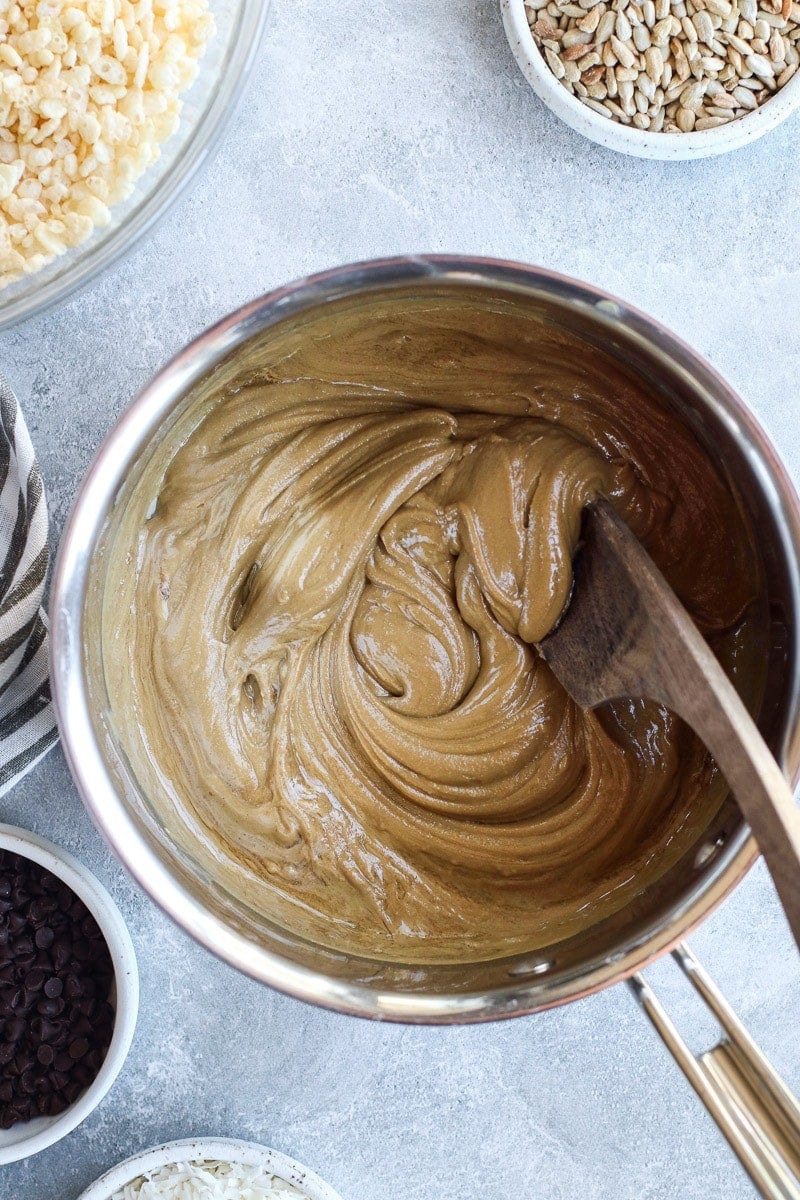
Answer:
103;294;761;963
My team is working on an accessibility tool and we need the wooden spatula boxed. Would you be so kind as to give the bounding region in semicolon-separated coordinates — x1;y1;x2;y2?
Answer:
537;497;800;955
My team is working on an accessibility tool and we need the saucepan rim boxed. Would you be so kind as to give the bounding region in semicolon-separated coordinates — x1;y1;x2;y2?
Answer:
49;255;800;1023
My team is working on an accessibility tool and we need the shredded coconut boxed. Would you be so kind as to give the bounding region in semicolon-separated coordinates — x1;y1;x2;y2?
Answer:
0;0;216;287
107;1159;312;1200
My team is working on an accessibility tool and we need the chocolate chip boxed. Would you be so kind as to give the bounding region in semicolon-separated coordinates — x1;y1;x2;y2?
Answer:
29;898;56;924
1;984;20;1010
70;1015;92;1038
52;940;71;971
36;1044;54;1067
63;973;83;1000
36;995;65;1018
0;852;115;1130
71;939;89;963
15;1048;34;1073
68;1038;89;1060
38;1018;61;1043
24;968;45;991
4;1017;24;1042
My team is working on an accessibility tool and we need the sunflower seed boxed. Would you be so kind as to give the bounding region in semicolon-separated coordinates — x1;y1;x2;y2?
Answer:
769;28;786;55
577;7;602;30
747;49;776;70
584;96;613;112
595;10;616;40
681;77;706;103
544;46;567;76
531;0;800;131
563;38;596;56
609;33;636;63
725;30;755;51
652;16;674;42
560;26;589;44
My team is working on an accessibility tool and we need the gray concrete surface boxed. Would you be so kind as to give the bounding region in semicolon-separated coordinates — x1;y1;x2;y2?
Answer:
2;0;800;1196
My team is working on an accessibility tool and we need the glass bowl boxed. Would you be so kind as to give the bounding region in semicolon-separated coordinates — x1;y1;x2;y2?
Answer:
0;0;271;332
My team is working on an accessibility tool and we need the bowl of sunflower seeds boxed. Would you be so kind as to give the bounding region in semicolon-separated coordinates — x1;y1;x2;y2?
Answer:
501;0;800;156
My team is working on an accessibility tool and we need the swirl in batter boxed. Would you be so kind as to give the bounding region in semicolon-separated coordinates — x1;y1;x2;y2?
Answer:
103;296;761;962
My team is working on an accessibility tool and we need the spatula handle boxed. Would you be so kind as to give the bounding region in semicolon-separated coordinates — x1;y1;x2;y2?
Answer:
649;610;800;958
583;501;800;957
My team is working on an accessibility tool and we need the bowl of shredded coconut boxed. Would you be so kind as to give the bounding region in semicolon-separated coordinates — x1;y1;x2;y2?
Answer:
78;1138;344;1200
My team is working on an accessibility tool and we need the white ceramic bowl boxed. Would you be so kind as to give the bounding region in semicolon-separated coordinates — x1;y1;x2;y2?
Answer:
0;824;139;1165
78;1137;345;1200
501;0;800;158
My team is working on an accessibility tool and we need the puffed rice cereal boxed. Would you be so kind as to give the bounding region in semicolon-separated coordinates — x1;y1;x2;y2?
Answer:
0;0;216;287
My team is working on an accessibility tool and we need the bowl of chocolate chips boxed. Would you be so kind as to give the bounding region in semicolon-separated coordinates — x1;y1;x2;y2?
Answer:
0;823;138;1164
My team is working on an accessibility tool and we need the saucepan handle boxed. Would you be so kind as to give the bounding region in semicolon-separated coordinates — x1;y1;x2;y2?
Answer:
629;944;800;1199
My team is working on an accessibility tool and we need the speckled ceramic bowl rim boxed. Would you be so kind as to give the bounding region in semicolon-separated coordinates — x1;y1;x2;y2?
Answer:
501;0;800;158
77;1137;345;1200
0;824;139;1166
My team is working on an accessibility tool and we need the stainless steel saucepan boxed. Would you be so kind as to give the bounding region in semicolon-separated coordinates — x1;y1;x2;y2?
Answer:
49;257;800;1197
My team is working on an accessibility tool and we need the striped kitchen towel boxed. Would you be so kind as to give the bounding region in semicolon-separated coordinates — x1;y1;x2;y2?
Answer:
0;374;57;796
